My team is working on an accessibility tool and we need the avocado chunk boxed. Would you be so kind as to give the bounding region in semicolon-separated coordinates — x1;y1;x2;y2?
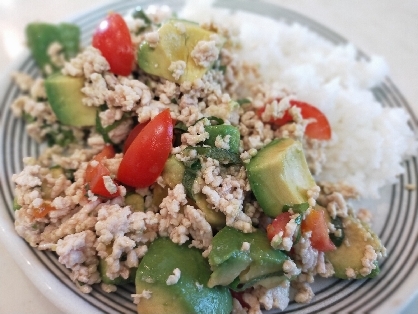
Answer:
192;193;226;230
324;213;385;279
26;22;80;75
45;73;97;127
161;155;185;189
138;19;223;83
135;237;232;314
204;125;241;154
208;227;288;290
125;192;145;212
246;138;317;217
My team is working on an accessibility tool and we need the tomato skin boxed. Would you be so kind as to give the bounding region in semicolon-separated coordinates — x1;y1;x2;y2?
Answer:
258;99;332;140
85;144;120;198
117;109;173;188
123;122;148;154
85;144;115;182
95;144;116;160
267;211;292;241
291;100;331;140
92;13;134;76
89;163;120;198
301;209;336;252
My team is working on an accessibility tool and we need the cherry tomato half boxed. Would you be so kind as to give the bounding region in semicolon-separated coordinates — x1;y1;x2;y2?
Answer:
266;211;292;241
301;209;336;252
89;163;120;198
123;122;149;154
117;109;173;188
92;13;134;76
259;99;332;140
85;144;115;183
85;144;120;199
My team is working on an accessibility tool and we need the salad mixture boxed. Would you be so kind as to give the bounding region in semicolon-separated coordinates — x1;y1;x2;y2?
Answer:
9;2;417;313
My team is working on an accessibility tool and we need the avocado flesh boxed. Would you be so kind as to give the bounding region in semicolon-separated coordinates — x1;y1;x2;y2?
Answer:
161;155;185;189
325;214;384;279
253;276;287;290
135;237;232;314
125;193;145;212
246;138;317;218
208;227;288;289
193;193;226;230
45;73;97;127
26;22;80;75
138;19;221;83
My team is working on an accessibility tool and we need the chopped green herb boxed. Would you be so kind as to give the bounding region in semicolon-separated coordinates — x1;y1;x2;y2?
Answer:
95;111;126;144
329;216;345;247
44;126;76;147
190;146;241;165
22;112;36;123
13;197;21;211
237;98;251;105
182;159;201;199
132;6;152;25
282;203;310;215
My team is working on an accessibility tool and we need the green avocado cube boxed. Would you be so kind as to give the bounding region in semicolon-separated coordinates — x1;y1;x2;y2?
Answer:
44;73;97;127
138;19;223;83
325;214;385;279
246;138;317;217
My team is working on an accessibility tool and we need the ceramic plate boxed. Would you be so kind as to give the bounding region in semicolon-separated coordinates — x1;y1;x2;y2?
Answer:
0;0;417;313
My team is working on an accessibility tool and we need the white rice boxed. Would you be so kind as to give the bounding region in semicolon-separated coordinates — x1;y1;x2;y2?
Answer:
180;1;417;198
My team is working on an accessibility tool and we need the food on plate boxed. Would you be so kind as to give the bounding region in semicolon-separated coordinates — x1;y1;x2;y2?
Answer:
9;1;417;313
246;137;317;217
26;22;80;75
135;237;232;314
138;18;225;83
44;73;97;126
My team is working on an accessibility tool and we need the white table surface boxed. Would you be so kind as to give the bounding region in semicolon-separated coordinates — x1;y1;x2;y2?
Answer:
0;0;417;313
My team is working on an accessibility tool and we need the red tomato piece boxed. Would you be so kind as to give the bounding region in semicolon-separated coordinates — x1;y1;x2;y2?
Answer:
95;144;116;160
301;209;336;252
117;109;173;188
85;144;119;198
92;13;134;76
290;100;332;140
258;99;332;140
123;122;149;154
89;163;120;198
266;211;292;241
85;144;115;183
